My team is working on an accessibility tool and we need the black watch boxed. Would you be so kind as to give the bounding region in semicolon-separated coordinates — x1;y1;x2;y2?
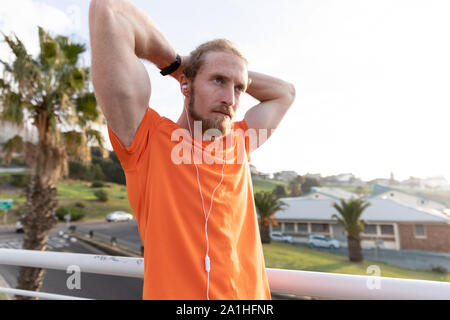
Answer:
160;54;181;76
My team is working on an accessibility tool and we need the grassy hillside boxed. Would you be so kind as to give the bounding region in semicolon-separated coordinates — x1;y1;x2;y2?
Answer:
263;241;449;283
252;177;288;193
0;179;131;222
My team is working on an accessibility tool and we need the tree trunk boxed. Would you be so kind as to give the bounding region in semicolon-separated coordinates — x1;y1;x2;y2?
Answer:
347;235;363;262
259;223;271;244
15;174;58;300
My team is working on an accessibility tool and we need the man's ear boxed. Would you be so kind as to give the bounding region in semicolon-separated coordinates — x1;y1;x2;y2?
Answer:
179;74;190;96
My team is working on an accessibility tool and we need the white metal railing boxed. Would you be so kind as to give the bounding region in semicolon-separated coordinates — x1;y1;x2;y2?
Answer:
0;248;449;300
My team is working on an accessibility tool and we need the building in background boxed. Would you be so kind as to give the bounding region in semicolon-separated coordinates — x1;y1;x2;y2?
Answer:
273;170;298;182
272;198;450;252
369;184;449;213
302;186;359;201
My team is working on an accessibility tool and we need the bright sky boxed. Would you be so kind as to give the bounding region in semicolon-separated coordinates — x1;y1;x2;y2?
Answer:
1;0;450;183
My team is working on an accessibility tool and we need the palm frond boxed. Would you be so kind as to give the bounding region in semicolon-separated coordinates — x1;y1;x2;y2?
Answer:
1;135;24;164
331;198;370;236
254;191;287;226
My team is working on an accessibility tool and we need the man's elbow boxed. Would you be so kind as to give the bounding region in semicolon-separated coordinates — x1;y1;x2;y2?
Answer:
283;82;296;107
89;0;115;22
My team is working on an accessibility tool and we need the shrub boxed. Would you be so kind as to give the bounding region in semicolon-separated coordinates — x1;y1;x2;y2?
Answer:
55;206;85;221
0;175;12;187
68;161;90;180
73;202;86;209
10;156;25;166
90;181;105;188
431;265;448;274
94;189;109;202
10;174;30;187
90;163;105;181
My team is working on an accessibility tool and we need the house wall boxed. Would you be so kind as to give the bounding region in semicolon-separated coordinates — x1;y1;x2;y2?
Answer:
274;219;450;252
398;223;450;252
375;191;447;211
275;220;402;249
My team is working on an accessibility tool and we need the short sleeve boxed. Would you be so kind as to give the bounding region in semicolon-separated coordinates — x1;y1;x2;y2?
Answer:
107;107;162;172
233;119;252;163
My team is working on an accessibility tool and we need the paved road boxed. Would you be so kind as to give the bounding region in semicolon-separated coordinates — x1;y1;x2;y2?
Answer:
0;226;143;300
71;220;143;254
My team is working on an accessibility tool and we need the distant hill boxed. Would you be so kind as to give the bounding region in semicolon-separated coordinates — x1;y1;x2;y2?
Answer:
252;177;288;193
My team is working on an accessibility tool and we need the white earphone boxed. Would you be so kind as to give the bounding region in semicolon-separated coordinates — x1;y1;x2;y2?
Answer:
182;95;225;300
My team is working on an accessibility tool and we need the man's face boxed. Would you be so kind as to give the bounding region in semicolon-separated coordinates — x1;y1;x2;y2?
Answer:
188;51;248;137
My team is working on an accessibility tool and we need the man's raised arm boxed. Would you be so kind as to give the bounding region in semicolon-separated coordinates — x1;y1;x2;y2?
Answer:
244;71;296;149
89;0;183;148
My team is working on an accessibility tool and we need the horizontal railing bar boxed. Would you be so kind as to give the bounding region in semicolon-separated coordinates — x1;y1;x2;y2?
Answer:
1;249;449;300
0;287;91;300
266;268;450;300
0;249;144;279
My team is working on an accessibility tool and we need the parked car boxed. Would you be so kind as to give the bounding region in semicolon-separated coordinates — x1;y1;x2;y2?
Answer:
307;234;340;249
16;220;23;233
105;211;133;222
270;232;294;243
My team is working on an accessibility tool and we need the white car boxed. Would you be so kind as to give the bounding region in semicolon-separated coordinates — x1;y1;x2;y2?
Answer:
307;234;340;249
105;211;133;222
270;232;294;243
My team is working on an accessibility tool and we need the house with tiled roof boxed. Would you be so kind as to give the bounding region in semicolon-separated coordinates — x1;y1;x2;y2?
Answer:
302;186;360;201
272;197;450;252
368;184;449;212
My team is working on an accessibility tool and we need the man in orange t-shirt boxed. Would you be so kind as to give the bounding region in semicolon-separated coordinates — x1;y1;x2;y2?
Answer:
89;0;295;300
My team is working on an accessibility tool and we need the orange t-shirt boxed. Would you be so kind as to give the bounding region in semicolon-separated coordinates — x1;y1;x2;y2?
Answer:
107;107;271;300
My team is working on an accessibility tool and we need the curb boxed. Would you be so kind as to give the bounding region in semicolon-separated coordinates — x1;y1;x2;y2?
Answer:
71;233;141;258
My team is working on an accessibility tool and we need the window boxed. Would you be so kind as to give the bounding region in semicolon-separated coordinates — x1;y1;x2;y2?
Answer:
414;224;426;238
284;223;295;232
380;224;394;235
364;224;377;235
311;223;329;233
297;223;308;233
272;224;281;231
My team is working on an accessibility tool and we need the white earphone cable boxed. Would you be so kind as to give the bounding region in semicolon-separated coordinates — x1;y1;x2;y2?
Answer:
183;97;225;300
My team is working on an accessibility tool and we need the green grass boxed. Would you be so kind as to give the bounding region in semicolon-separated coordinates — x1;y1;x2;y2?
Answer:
0;176;287;222
263;241;449;282
55;180;131;220
252;178;288;193
0;179;132;222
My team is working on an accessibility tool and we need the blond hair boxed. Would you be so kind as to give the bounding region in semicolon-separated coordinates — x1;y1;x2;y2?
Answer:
183;39;248;81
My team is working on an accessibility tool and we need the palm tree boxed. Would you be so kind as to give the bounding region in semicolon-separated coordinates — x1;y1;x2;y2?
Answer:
254;191;287;244
331;198;371;262
0;27;105;298
272;185;287;198
287;175;304;197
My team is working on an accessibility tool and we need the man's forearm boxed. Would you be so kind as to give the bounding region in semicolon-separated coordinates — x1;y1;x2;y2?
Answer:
246;71;295;103
90;0;181;78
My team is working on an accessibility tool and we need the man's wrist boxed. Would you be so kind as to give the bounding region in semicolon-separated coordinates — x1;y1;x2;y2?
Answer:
160;54;181;76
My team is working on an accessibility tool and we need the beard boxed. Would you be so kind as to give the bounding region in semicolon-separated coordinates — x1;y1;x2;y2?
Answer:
188;85;232;137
